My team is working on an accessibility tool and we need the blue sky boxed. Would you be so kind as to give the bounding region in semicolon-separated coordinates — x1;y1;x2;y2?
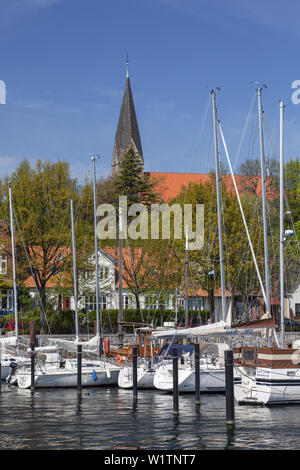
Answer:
0;0;299;185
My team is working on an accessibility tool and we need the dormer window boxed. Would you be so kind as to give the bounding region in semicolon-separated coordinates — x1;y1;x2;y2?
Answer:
99;266;109;280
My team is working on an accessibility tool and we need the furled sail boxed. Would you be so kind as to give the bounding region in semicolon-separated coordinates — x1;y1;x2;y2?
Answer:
48;335;100;355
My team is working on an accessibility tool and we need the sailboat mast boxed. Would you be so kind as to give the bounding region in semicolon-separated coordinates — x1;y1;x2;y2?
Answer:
279;99;285;347
257;88;271;317
91;156;101;338
70;199;79;341
211;90;226;322
185;225;189;327
8;183;18;345
118;207;124;345
218;122;268;307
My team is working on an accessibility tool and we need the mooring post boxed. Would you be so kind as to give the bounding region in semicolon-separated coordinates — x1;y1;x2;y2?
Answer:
132;346;138;401
225;349;235;426
172;346;179;416
77;344;82;395
194;343;200;407
30;321;36;395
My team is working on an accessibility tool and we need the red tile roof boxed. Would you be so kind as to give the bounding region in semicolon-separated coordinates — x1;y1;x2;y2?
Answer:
194;287;232;297
147;171;273;202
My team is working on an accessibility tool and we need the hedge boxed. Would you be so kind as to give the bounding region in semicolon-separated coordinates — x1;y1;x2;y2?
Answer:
0;308;211;335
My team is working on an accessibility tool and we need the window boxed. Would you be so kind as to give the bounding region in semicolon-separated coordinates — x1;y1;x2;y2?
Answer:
145;296;158;310
296;304;300;316
100;295;107;310
63;297;71;310
0;255;7;275
123;295;129;309
235;299;243;319
86;295;107;311
0;289;13;311
86;296;96;311
159;297;169;310
99;266;109;280
242;349;256;363
188;297;204;311
6;290;13;310
82;270;92;280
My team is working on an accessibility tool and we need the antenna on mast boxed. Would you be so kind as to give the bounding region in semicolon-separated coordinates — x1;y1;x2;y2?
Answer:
126;54;129;79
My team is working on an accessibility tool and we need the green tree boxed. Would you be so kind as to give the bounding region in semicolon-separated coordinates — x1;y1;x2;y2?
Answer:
112;147;159;207
106;147;165;321
171;178;275;323
0;159;91;333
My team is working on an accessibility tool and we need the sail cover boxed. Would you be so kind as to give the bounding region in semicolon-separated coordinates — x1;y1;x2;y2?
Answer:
151;321;230;339
189;321;229;336
48;335;101;355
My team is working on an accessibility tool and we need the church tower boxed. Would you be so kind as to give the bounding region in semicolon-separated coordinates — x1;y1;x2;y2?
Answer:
111;60;143;175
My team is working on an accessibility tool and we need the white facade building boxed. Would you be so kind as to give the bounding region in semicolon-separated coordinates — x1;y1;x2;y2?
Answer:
26;248;231;322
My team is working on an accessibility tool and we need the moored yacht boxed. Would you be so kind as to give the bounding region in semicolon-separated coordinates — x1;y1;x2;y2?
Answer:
118;343;193;390
234;344;300;405
153;342;228;393
16;345;120;389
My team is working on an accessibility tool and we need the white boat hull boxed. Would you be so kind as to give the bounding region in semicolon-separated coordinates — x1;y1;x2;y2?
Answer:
153;364;225;393
1;356;29;382
234;365;300;405
17;361;120;389
1;364;11;381
118;365;155;389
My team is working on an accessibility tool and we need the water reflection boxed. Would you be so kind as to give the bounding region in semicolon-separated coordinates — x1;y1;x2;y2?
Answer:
225;425;235;449
0;385;299;449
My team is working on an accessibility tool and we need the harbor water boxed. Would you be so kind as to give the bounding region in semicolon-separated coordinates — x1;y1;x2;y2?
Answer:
1;384;300;450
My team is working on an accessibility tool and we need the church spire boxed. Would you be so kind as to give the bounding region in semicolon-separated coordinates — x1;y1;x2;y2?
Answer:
111;59;143;176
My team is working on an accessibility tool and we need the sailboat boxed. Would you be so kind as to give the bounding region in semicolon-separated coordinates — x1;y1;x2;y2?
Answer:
150;90;231;394
16;193;120;389
232;97;300;405
1;183;29;381
152;329;229;393
117;326;175;389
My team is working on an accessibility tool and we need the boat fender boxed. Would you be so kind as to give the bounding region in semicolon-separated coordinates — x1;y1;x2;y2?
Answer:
92;369;97;381
106;368;111;379
117;355;123;365
6;373;12;384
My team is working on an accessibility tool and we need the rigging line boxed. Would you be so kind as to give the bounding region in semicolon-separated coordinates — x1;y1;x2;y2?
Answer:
187;95;211;171
232;91;256;172
13;164;92;337
246;105;258;162
50;162;94;293
218;120;268;307
263;109;279;164
156;99;212;301
13;208;52;336
284;193;300;254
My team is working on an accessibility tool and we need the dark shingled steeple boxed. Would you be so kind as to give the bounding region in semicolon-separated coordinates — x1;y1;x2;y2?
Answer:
112;62;143;175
